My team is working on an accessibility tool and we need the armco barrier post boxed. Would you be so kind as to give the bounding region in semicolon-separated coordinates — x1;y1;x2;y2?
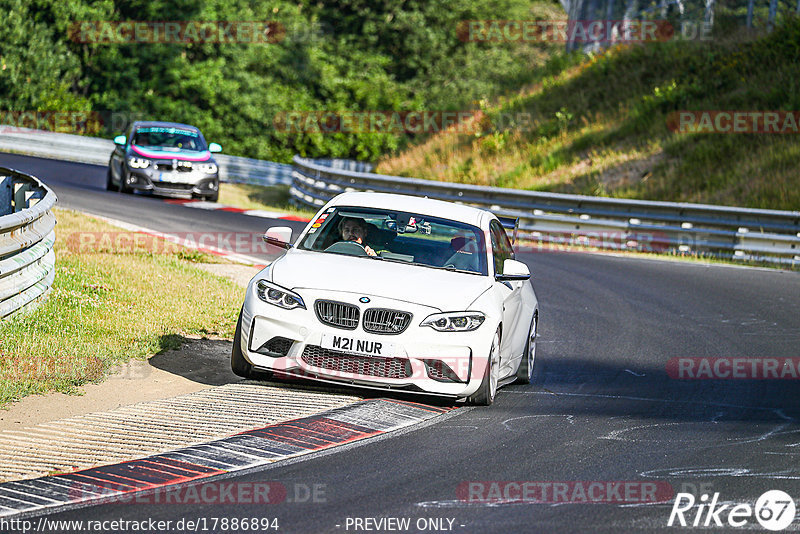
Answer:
0;176;11;216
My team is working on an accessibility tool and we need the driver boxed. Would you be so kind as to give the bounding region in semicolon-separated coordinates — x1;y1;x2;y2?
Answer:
338;217;377;256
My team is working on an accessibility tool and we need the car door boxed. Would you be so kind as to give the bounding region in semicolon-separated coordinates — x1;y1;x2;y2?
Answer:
490;219;526;374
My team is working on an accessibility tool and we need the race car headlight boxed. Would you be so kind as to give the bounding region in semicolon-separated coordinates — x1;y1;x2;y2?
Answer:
256;280;306;310
197;162;218;174
420;312;485;332
127;156;151;169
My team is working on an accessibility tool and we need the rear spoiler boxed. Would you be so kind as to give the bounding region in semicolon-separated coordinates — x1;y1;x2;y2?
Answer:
497;216;519;244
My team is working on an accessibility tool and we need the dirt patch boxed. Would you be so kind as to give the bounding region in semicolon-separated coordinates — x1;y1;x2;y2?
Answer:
0;337;238;431
0;264;261;430
596;151;666;190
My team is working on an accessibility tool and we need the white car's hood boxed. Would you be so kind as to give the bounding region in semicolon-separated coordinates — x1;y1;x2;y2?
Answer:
270;249;491;311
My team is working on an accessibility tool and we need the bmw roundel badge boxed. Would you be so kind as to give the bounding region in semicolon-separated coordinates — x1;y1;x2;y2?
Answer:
359;297;371;303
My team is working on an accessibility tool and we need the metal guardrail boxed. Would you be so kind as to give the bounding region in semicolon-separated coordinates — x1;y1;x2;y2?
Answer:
291;156;800;265
0;127;294;186
0;167;57;319
1;127;796;264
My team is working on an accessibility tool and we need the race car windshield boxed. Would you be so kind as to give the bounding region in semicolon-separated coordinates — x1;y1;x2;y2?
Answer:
131;127;207;151
298;207;488;275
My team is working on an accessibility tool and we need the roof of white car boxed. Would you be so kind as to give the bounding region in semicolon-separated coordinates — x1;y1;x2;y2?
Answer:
325;192;490;226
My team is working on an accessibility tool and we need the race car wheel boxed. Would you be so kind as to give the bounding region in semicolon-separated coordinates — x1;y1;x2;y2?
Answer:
468;329;501;406
119;171;131;194
106;168;118;191
515;313;537;384
231;310;254;378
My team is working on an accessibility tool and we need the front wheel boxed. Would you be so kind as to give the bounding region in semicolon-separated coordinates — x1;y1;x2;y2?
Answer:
231;310;273;380
106;168;118;191
468;329;501;406
231;310;254;378
119;170;131;194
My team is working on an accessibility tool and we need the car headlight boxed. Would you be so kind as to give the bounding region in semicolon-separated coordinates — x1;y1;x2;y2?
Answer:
420;312;485;332
256;280;305;310
197;162;218;174
128;156;151;169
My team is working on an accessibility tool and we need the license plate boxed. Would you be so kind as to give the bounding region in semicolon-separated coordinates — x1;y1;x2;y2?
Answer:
159;171;194;183
320;334;399;358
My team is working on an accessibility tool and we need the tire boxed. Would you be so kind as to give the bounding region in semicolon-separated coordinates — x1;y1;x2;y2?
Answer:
231;310;273;380
106;168;118;191
119;170;131;194
515;313;537;384
231;310;254;378
204;190;219;202
468;329;501;406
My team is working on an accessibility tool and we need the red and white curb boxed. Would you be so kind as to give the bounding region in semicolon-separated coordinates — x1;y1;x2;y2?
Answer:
0;400;454;518
164;199;311;223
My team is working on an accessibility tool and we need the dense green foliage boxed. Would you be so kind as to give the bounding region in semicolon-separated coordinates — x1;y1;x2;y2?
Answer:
0;0;556;162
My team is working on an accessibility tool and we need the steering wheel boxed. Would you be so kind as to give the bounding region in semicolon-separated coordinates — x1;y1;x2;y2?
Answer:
324;241;369;256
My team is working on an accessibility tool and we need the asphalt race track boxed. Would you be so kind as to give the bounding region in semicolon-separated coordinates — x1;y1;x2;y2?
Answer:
3;152;800;532
0;152;306;264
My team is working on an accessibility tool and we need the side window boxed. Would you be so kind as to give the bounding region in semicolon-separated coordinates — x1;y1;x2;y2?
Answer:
500;225;515;260
490;220;513;275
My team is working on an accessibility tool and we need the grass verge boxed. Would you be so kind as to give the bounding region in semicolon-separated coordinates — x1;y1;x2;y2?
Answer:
376;19;800;211
218;183;315;219
0;208;244;407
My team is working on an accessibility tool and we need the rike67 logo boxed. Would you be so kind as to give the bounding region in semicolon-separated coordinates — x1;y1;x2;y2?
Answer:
668;490;796;531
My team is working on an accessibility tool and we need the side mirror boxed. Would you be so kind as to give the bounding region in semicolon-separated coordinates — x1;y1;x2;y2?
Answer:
263;226;293;249
496;258;530;281
208;142;222;153
113;135;126;145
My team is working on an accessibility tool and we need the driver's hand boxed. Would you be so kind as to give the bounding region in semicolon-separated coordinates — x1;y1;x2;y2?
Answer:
365;245;377;257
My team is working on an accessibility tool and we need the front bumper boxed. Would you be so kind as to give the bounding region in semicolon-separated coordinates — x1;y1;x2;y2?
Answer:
240;285;494;398
127;168;219;198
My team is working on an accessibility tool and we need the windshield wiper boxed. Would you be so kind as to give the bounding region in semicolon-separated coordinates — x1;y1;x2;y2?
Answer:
371;255;479;274
410;261;477;275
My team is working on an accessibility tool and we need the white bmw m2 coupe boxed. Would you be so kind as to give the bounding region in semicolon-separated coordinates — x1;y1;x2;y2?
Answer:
231;192;538;405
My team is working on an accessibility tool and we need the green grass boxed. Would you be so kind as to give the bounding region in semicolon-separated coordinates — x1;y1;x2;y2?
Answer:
218;183;315;219
0;209;244;407
377;18;800;211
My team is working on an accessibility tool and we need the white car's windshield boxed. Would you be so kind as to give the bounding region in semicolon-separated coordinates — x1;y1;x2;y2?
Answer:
298;206;488;275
